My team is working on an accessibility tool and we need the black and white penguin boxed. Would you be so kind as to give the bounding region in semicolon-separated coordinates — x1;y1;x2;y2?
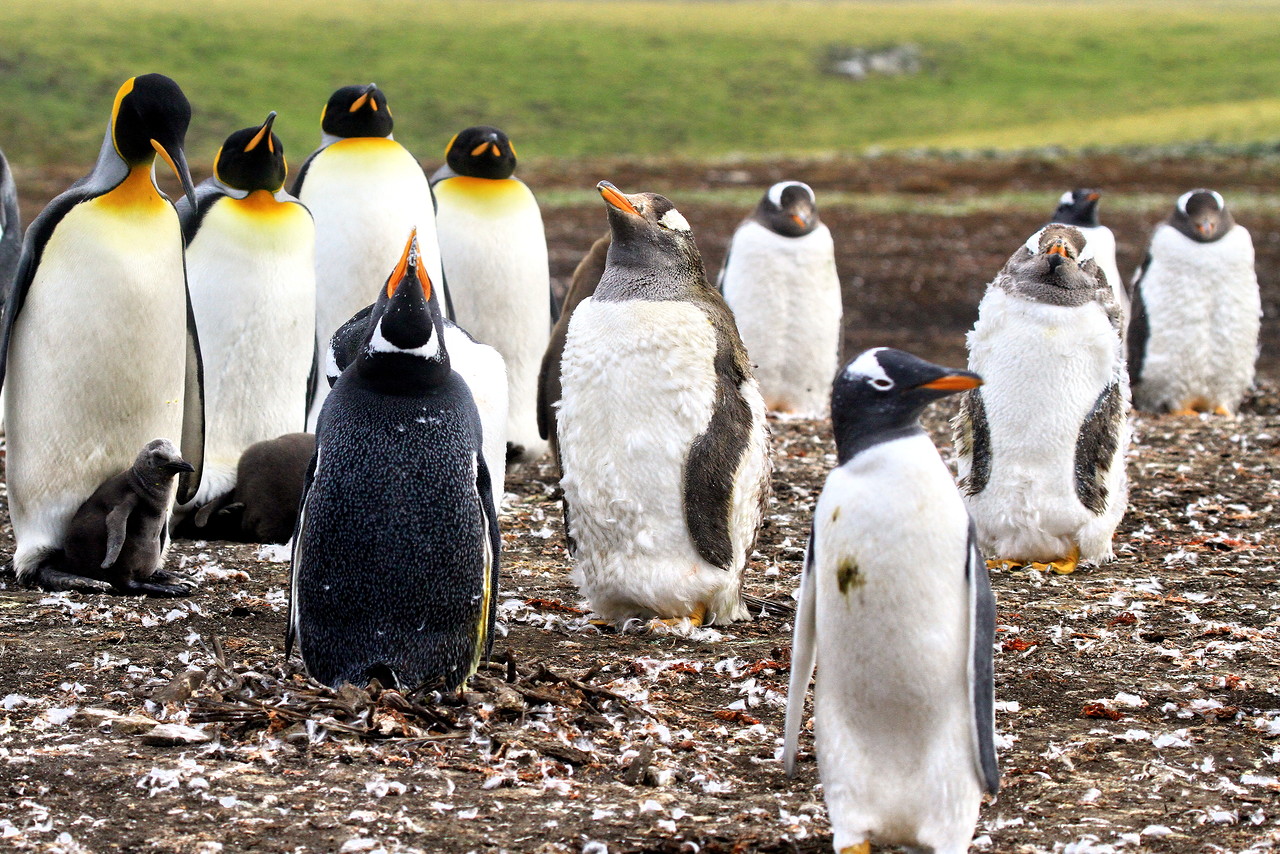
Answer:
180;112;315;513
1048;188;1126;320
719;181;841;417
431;126;550;462
556;182;771;632
0;74;205;591
0;148;20;293
288;231;500;691
293;84;444;428
954;225;1129;575
785;348;997;854
1128;189;1260;415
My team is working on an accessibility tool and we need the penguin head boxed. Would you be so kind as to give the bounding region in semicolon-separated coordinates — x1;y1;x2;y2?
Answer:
1172;189;1233;242
1002;224;1105;307
1050;188;1101;228
597;181;705;283
444;126;517;180
213;112;287;193
832;348;982;463
321;83;393;139
110;73;197;205
754;181;820;237
136;438;195;481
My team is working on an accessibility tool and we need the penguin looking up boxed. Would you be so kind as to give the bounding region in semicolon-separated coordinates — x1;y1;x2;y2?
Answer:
289;231;500;691
720;181;842;417
0;73;205;592
1047;188;1127;321
1128;189;1259;415
785;348;996;854
556;182;771;632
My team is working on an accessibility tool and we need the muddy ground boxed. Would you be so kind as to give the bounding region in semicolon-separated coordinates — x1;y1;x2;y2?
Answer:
3;154;1280;853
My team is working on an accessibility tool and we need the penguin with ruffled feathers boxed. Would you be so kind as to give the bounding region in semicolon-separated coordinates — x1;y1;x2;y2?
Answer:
289;231;500;691
1049;188;1126;321
1128;189;1260;415
720;181;841;417
786;348;997;854
0;148;19;293
557;182;771;631
431;126;550;462
954;225;1129;575
0;74;205;592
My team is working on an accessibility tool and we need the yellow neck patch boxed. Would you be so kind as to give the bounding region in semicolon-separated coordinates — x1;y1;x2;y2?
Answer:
93;165;163;211
436;175;525;203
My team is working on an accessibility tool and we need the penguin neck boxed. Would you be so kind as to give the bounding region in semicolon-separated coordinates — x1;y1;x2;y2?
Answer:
595;245;707;302
128;468;176;505
834;420;925;465
355;351;452;395
321;131;393;148
81;125;133;197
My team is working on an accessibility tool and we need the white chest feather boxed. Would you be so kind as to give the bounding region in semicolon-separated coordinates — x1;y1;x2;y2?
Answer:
1076;224;1126;314
442;324;510;510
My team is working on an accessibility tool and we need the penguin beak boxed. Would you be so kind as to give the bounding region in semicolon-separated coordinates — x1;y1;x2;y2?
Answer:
151;139;198;208
244;111;278;154
919;372;983;392
1045;240;1070;259
1196;220;1216;237
387;229;431;302
350;83;378;113
791;213;808;229
1085;192;1100;203
162;460;196;474
598;181;640;216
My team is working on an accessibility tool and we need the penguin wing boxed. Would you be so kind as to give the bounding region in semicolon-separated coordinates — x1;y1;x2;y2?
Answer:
0;153;20;293
323;303;376;389
285;447;319;659
966;518;1000;795
715;244;731;295
1127;256;1152;383
954;388;991;497
177;284;206;505
475;451;502;660
176;182;230;246
783;524;818;777
289;145;325;197
1073;381;1125;515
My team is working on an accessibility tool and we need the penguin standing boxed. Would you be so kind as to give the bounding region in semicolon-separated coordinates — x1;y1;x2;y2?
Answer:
557;182;771;631
0;74;204;592
1128;189;1260;415
785;348;997;854
720;181;841;417
953;225;1129;575
294;84;444;428
0;148;20;292
289;232;499;691
180;112;315;512
1049;188;1127;321
431;126;550;462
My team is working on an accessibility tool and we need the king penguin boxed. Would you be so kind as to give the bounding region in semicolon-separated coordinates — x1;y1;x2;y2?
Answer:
720;181;841;417
0;73;204;592
1128;189;1260;415
785;347;997;854
953;225;1129;575
431;126;550;462
0;148;20;293
556;182;771;632
1049;188;1126;321
289;231;500;691
293;84;444;428
180;112;316;513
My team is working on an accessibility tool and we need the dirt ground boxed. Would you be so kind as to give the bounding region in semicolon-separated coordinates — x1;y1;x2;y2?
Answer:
3;154;1280;853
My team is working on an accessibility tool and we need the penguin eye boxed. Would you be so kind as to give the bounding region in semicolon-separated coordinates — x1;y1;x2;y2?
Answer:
869;377;894;391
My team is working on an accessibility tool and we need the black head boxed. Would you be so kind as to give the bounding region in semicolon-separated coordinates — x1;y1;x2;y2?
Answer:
444;126;517;180
136;438;195;479
1050;188;1101;228
214;112;287;193
321;83;393;139
999;225;1105;307
1170;189;1233;243
111;73;196;204
753;181;819;237
832;348;982;463
596;181;705;296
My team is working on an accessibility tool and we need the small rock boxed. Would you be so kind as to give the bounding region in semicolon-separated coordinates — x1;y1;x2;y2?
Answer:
141;723;212;746
71;707;119;728
110;714;159;735
493;686;524;715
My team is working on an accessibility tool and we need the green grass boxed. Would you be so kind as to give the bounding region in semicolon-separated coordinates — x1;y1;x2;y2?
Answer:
3;0;1280;171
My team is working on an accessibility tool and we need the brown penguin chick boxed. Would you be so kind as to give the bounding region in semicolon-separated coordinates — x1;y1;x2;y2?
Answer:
54;439;197;597
236;432;315;544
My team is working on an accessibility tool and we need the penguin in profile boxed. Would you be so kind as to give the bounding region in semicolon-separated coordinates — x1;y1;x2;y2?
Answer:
180;112;315;514
556;182;771;632
431;126;550;462
785;348;996;854
1049;188;1126;320
0;74;205;592
720;181;841;417
0;148;20;293
289;231;500;691
953;225;1129;575
1128;189;1260;415
293;84;444;428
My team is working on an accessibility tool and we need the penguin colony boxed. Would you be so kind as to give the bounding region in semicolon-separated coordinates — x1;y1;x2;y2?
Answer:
0;71;1265;851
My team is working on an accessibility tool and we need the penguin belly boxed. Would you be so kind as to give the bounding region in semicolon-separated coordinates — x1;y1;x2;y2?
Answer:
435;177;550;461
6;199;188;577
722;221;841;417
813;439;982;853
187;194;316;507
963;288;1127;563
1076;224;1127;322
1134;225;1259;414
558;298;745;624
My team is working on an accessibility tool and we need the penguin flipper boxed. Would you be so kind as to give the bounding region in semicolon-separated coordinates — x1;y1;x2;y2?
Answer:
177;287;206;505
0;151;21;295
1074;382;1125;515
1127;270;1151;385
966;518;1000;795
954;388;991;497
176;182;229;246
285;448;319;659
684;365;755;570
324;303;376;389
289;145;324;198
783;525;818;777
475;452;501;661
102;492;140;568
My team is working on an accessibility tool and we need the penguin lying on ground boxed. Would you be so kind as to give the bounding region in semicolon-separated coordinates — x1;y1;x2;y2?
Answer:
786;347;997;854
289;231;500;691
1128;189;1260;415
191;432;315;545
1049;188;1126;321
954;225;1129;575
557;182;771;632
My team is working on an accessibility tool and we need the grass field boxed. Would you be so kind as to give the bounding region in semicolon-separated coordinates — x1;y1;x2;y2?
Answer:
2;1;1280;169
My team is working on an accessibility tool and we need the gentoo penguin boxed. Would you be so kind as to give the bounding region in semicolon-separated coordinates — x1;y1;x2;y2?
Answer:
190;432;316;545
537;233;609;464
180;112;315;513
1128;189;1260;415
720;181;841;417
0;74;205;592
556;182;771;631
1049;188;1127;320
785;348;997;854
0;148;20;292
431;126;550;462
294;83;445;428
56;439;196;597
953;225;1129;574
289;232;500;691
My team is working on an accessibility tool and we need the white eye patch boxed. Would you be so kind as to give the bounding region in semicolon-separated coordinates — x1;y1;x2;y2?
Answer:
767;180;815;209
1059;191;1074;205
1177;189;1225;215
659;208;690;232
844;347;892;386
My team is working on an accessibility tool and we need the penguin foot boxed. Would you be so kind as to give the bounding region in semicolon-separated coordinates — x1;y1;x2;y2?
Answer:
648;602;708;634
1213;406;1234;417
117;578;197;598
1169;408;1200;417
839;844;871;854
1030;546;1080;575
986;558;1025;571
25;565;114;594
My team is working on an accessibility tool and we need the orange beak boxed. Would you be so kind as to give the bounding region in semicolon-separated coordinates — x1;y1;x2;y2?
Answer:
598;181;639;215
920;374;983;391
1046;242;1070;259
386;229;430;302
244;111;277;153
791;214;807;228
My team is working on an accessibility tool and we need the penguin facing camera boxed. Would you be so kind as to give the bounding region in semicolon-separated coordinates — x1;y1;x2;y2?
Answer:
1048;188;1127;322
